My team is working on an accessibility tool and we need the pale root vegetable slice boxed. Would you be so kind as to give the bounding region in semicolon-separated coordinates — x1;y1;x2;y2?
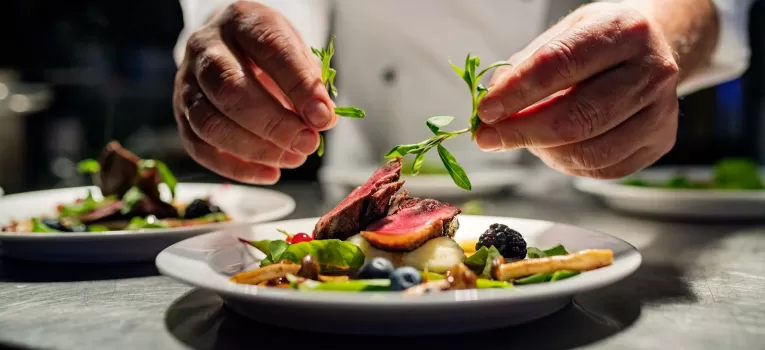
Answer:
230;263;301;285
346;234;465;274
401;236;466;274
491;249;614;281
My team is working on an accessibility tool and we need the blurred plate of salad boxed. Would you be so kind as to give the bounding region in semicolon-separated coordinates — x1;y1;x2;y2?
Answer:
573;158;765;219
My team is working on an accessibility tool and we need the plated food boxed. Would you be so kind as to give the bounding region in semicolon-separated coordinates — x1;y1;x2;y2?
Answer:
231;158;613;293
621;157;763;190
2;141;230;233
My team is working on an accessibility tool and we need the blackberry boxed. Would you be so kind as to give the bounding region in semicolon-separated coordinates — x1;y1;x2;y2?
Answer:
475;223;526;260
184;199;221;219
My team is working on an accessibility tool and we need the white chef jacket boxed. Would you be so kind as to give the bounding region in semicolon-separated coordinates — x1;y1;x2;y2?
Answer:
174;0;753;173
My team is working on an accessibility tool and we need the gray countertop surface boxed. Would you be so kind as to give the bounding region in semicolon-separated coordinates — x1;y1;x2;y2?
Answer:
1;174;765;350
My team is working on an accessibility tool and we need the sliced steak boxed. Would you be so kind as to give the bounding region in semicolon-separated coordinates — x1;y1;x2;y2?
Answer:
78;200;125;223
313;158;404;241
95;141;141;198
361;195;461;252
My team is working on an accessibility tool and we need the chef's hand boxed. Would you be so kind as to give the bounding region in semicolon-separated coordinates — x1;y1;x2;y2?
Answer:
476;2;679;179
173;1;335;184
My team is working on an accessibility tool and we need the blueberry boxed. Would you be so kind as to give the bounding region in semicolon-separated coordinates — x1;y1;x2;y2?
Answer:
389;267;423;291
41;218;66;231
356;257;394;279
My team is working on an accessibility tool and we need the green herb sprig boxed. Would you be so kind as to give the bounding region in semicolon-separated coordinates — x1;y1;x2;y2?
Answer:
385;53;511;190
311;36;366;157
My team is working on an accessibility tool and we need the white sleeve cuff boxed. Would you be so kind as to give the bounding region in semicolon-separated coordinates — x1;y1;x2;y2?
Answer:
173;0;330;66
677;0;753;96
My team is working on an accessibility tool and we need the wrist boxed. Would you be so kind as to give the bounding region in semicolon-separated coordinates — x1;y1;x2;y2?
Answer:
622;0;719;79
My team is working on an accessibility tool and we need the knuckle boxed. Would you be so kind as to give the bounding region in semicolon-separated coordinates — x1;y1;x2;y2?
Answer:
555;95;600;142
650;55;680;84
189;104;229;142
185;31;209;60
284;68;320;98
259;115;289;145
569;142;610;170
541;39;579;82
618;8;652;40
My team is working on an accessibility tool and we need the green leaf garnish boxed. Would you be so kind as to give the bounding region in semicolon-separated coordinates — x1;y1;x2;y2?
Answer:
243;238;365;270
120;186;145;214
59;190;118;218
426;116;455;135
76;159;101;174
437;145;471;190
333;106;366;118
31;218;60;233
464;245;502;278
310;36;365;158
138;159;177;198
411;152;426;175
385;53;510;190
125;215;168;230
317;134;325;157
87;225;110;232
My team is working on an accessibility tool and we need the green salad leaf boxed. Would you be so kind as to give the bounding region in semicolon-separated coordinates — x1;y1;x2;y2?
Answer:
712;157;764;190
526;244;569;259
59;190;118;218
31;218;59;233
76;159;101;174
125;216;168;230
464;245;502;278
87;225;110;232
244;238;366;270
120;186;145;214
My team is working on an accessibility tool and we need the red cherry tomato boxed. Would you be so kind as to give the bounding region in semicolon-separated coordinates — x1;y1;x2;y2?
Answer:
291;233;313;244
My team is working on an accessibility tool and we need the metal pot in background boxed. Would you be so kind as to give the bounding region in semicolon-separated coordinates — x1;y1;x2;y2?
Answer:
0;69;51;193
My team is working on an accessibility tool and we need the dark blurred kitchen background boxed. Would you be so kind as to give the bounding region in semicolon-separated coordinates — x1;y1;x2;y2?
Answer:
0;0;763;194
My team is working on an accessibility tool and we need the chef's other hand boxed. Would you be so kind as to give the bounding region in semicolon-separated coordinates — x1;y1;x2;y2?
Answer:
173;1;336;184
476;2;680;179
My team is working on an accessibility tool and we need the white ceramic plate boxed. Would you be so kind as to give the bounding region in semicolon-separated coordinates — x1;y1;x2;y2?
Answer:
0;183;295;263
574;167;765;219
156;215;641;335
319;166;527;199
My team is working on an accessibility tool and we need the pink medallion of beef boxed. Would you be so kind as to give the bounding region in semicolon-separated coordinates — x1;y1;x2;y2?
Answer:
313;158;405;241
361;194;461;252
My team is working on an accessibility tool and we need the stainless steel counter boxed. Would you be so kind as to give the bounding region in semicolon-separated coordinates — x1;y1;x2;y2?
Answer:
1;178;764;350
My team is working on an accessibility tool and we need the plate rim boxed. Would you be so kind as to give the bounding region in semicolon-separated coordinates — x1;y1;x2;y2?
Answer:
0;183;296;240
156;215;642;307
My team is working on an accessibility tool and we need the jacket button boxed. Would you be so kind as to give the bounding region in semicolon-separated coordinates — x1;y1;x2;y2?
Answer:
382;67;396;85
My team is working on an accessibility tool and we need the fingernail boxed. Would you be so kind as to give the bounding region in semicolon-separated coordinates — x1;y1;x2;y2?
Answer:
479;98;505;124
291;129;318;154
476;127;502;151
303;100;331;128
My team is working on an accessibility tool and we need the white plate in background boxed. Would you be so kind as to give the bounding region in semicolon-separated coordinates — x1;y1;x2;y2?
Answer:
574;167;765;219
0;183;295;263
156;215;641;335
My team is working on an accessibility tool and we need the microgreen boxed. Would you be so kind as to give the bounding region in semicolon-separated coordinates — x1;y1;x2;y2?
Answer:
76;159;101;174
31;218;59;233
138;159;177;199
120;186;145;214
311;36;367;157
385;53;511;190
